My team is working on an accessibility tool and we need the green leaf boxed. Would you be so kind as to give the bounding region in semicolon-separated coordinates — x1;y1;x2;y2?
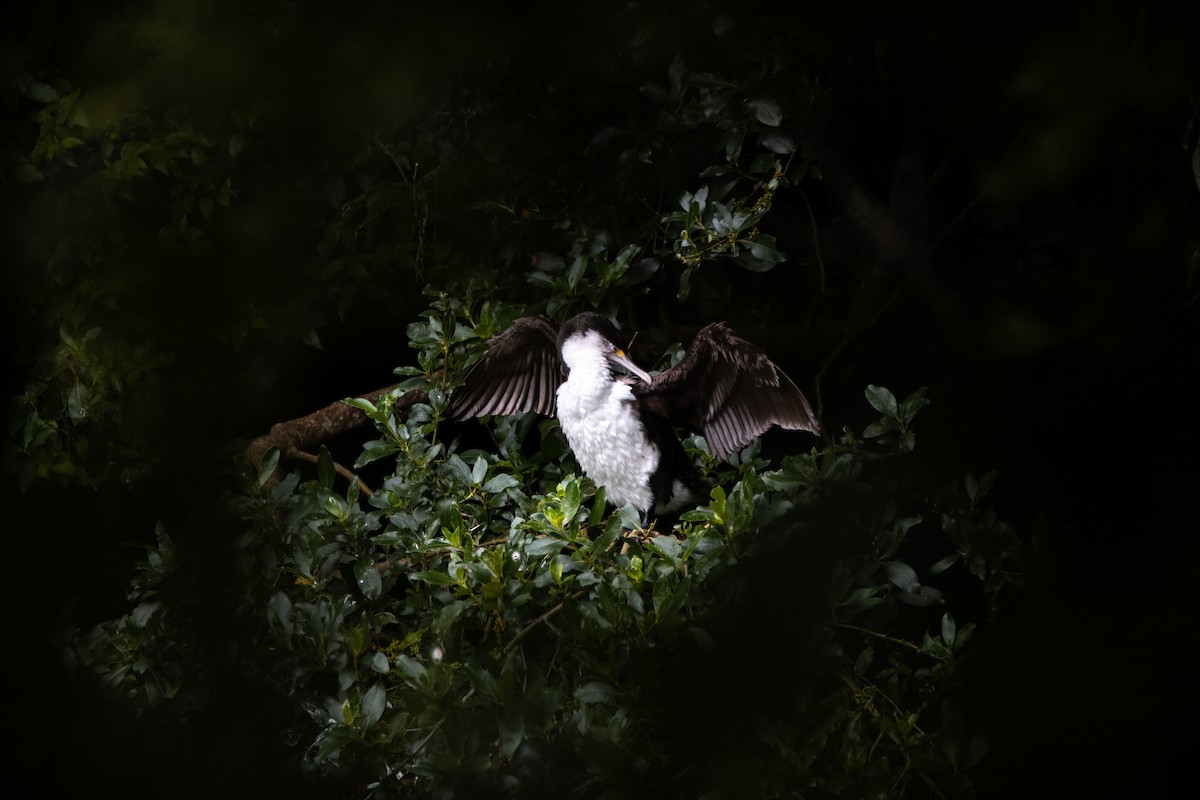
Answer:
748;97;782;126
618;256;660;286
721;127;746;162
853;646;874;676
862;421;889;439
739;237;787;272
941;613;957;645
562;477;581;521
394;654;427;684
567;255;588;289
643;535;681;563
591;513;624;555
962;735;990;770
498;710;525;758
262;595;289;641
865;385;899;416
67;383;87;422
615;504;643;530
360;683;386;728
897;585;944;607
839;586;886;617
482;473;519;493
759;130;796;154
707;485;727;526
257;447;281;488
465;664;500;698
270;471;300;503
412;569;459;586
978;469;997;498
444;454;473;486
434;601;469;634
343;397;377;415
525;537;566;558
471;455;488;485
883;561;921;593
587;485;608;528
355;556;383;599
317;445;335;489
899;387;931;419
346;625;365;656
323;494;347;519
652;575;671;617
653;575;690;622
354;439;398;469
575;681;617;704
928;553;961;574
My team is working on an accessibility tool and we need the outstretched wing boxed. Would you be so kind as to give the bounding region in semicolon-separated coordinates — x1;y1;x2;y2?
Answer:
447;317;562;419
637;322;821;459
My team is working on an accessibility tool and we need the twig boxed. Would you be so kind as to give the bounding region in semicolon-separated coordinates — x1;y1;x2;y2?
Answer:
408;686;477;760
287;447;374;497
501;591;585;656
798;188;827;293
835;670;946;800
836;622;921;652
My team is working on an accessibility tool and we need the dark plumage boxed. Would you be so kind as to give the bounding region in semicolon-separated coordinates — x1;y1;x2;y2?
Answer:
448;312;821;516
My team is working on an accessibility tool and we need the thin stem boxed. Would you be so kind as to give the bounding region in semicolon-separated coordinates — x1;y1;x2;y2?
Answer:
288;447;375;497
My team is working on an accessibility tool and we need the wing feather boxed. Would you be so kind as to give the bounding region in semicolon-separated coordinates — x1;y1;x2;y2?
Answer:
636;322;820;459
447;317;561;420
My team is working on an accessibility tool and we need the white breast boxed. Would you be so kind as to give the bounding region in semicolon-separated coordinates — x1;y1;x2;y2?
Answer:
556;336;658;512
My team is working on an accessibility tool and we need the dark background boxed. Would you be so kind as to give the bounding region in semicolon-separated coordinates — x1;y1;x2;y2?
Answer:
3;1;1198;797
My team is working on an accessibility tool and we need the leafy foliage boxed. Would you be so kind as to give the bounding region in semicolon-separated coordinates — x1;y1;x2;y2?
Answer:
73;318;1025;797
4;3;848;495
21;1;1192;796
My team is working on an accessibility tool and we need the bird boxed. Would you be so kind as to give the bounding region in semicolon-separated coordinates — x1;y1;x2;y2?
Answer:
446;312;821;520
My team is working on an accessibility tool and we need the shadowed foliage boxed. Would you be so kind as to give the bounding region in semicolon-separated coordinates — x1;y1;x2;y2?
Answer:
4;1;1197;798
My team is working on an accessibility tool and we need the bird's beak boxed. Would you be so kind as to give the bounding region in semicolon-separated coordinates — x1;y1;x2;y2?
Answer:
609;348;653;383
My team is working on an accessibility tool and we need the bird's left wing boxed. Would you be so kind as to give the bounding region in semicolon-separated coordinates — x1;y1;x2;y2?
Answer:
447;316;562;419
637;322;821;459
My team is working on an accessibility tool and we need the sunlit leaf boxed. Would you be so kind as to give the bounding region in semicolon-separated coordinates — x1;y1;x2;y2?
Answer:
355;556;382;599
482;473;520;493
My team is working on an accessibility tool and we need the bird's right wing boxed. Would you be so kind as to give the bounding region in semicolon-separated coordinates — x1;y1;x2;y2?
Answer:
446;316;562;419
639;322;821;459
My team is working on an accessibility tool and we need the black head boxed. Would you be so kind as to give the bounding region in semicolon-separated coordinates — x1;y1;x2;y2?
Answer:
556;312;625;351
556;312;653;383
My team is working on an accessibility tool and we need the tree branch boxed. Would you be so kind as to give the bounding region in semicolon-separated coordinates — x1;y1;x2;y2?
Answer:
242;383;428;481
